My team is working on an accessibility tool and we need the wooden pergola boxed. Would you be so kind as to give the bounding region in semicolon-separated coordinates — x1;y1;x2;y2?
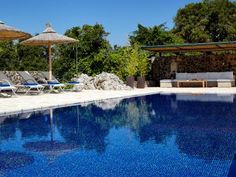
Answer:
142;41;236;53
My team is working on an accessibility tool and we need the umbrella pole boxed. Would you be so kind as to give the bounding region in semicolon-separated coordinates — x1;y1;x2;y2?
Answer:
48;43;52;80
50;109;54;142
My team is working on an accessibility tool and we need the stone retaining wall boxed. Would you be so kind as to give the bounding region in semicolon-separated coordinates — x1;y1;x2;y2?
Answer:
151;54;236;86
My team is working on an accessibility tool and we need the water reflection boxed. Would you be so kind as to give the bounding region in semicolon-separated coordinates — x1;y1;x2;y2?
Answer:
0;151;34;175
0;94;236;174
18;111;51;138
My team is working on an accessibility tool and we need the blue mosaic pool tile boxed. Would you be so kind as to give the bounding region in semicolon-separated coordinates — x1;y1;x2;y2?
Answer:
0;94;236;176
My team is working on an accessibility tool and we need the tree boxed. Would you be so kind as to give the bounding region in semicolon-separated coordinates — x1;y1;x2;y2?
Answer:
0;41;18;70
107;46;129;79
125;44;150;77
129;24;183;46
16;44;48;71
0;40;48;72
54;24;112;80
136;45;150;77
125;46;138;77
173;0;236;42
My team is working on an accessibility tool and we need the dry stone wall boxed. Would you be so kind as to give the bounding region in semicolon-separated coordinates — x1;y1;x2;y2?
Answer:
152;54;236;85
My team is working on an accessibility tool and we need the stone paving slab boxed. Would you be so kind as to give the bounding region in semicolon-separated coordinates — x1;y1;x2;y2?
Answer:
1;87;236;116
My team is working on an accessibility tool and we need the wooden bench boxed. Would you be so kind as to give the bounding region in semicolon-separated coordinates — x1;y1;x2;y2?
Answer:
176;80;207;87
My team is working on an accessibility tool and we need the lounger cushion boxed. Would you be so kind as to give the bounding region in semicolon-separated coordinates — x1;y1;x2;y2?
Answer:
0;83;10;87
48;81;60;85
68;81;80;84
23;83;38;86
0;84;11;87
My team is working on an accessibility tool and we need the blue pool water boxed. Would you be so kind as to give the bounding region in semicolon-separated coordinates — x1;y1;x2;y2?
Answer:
1;94;236;177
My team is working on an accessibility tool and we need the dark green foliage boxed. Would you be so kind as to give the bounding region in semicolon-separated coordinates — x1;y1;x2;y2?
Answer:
174;0;236;42
1;0;235;81
53;24;112;80
53;44;77;81
129;24;183;46
16;44;48;71
0;41;48;71
0;41;18;70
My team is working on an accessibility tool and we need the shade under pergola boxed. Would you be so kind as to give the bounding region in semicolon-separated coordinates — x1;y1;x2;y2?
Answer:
0;21;30;40
21;24;78;80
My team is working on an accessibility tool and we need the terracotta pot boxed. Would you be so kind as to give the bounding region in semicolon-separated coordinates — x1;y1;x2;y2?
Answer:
126;76;135;88
137;76;146;88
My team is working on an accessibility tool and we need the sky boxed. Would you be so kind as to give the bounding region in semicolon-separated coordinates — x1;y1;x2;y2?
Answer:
1;0;201;46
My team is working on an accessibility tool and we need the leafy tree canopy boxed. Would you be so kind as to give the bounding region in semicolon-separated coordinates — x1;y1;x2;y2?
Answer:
173;0;236;42
129;24;183;46
0;41;18;70
0;41;47;71
53;24;112;80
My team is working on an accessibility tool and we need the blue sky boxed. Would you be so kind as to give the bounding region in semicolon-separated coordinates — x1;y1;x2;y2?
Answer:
1;0;201;46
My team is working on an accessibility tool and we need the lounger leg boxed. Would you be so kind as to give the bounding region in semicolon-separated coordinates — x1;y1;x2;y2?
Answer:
48;86;54;93
16;87;20;93
38;87;44;94
40;87;44;93
60;86;65;93
12;88;17;97
25;87;31;95
50;85;53;92
36;88;41;94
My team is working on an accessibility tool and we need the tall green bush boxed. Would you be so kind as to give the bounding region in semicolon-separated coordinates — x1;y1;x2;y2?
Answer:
125;46;138;77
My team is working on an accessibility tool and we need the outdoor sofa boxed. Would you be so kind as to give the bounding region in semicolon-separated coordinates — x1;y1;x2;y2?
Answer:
160;71;235;88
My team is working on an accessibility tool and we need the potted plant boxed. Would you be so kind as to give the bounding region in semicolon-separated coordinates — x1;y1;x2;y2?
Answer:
125;47;138;88
136;49;149;88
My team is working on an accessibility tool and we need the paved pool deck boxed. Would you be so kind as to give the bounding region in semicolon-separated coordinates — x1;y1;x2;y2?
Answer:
1;87;236;116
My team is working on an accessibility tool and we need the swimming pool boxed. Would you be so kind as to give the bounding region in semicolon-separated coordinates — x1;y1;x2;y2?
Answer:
0;94;236;177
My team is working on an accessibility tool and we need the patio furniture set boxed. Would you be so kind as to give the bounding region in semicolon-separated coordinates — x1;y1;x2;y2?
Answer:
0;71;83;97
160;71;235;88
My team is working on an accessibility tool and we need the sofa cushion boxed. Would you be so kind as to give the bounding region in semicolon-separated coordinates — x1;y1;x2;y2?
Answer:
176;72;234;81
218;72;234;80
196;73;208;80
160;80;173;83
176;73;187;80
207;72;220;80
186;73;197;80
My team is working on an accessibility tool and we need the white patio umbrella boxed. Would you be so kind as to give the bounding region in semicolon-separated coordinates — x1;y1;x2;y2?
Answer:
21;23;78;80
0;20;30;40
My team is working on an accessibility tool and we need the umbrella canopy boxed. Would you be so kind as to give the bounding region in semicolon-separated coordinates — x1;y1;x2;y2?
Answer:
0;21;30;40
0;151;34;172
23;140;78;162
21;23;78;80
23;109;79;162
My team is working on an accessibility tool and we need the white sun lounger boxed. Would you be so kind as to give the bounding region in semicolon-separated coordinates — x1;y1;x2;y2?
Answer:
39;71;66;93
0;71;17;97
17;71;44;95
